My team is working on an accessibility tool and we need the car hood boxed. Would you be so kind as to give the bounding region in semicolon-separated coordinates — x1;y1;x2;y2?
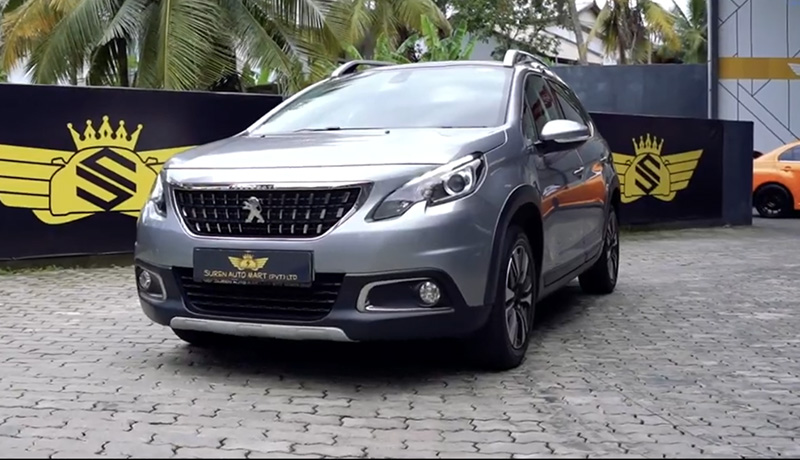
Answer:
164;128;507;169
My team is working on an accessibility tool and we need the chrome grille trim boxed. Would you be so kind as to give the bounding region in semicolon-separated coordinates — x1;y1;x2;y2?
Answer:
170;182;371;240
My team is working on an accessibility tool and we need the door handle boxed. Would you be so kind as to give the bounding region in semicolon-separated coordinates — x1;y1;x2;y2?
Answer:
783;166;792;171
573;166;584;176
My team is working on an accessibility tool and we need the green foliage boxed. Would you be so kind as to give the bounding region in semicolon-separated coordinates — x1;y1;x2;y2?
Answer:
273;13;477;94
412;15;477;61
0;0;448;92
447;0;569;60
585;0;680;65
352;15;477;63
668;0;707;63
239;62;258;88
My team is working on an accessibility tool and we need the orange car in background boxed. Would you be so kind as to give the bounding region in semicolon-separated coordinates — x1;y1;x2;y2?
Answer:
753;140;800;217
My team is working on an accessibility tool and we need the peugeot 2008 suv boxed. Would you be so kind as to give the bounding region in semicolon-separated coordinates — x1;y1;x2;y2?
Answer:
135;50;622;370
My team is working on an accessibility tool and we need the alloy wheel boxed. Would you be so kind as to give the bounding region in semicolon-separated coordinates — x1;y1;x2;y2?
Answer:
757;190;785;216
505;244;533;350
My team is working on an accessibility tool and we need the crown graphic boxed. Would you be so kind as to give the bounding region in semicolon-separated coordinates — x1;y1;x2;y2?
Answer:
632;133;664;156
67;115;143;151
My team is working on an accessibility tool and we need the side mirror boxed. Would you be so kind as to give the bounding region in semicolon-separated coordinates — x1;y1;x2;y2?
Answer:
537;119;590;152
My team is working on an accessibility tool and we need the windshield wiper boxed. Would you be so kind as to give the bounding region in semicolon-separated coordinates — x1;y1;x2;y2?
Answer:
294;127;342;132
293;127;395;132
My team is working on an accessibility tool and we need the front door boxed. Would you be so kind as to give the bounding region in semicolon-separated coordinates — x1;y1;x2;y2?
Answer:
546;78;609;255
523;73;586;282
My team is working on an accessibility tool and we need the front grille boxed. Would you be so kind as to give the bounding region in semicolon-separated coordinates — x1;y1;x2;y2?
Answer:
174;268;343;321
173;187;362;238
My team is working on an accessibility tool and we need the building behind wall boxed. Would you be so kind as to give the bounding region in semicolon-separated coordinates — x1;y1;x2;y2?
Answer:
710;0;800;156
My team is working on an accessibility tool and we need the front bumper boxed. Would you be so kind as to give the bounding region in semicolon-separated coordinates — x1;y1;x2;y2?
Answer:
136;259;492;342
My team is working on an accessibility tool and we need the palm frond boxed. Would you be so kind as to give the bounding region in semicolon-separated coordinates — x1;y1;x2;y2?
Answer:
87;36;123;85
135;0;231;89
26;0;120;84
101;0;149;44
335;0;374;46
220;0;295;77
641;0;679;52
1;0;64;71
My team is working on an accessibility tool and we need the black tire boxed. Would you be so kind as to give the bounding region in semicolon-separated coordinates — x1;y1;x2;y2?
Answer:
579;205;620;295
754;184;792;218
171;328;225;347
470;225;537;371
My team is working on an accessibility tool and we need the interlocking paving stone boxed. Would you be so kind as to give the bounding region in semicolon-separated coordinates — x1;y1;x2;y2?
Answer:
0;217;799;457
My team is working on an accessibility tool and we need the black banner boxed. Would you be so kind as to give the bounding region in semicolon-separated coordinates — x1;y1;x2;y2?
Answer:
0;83;281;260
591;112;725;225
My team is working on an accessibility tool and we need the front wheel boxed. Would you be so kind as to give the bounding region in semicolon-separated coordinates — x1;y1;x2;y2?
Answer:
579;205;619;294
469;225;537;371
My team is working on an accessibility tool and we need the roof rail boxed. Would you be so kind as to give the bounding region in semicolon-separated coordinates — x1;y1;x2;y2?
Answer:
503;49;550;69
331;60;394;78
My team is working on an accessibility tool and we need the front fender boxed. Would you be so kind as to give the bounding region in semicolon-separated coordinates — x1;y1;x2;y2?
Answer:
482;184;543;306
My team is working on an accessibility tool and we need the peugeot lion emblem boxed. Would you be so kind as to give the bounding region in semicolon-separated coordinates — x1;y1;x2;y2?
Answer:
242;196;265;223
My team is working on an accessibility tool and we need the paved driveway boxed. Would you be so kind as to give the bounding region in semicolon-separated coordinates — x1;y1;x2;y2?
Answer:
1;218;799;458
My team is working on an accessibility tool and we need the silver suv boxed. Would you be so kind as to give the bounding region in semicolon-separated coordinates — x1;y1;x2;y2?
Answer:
135;50;621;370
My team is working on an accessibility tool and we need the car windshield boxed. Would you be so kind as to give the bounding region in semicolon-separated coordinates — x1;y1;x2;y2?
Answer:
249;65;513;134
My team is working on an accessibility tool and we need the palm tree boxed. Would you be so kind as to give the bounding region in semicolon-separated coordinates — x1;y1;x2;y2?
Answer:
671;0;706;63
0;0;447;91
584;0;680;65
340;0;449;54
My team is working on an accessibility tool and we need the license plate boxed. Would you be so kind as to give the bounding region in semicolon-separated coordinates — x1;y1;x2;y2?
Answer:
193;248;313;286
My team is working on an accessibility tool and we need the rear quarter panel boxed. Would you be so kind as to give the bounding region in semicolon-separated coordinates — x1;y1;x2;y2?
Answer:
753;158;800;209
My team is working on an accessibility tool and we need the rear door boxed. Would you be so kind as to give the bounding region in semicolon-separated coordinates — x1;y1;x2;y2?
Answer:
778;146;800;209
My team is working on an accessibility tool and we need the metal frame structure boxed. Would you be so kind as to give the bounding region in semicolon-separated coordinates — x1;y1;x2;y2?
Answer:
502;50;550;69
331;60;395;78
330;50;556;79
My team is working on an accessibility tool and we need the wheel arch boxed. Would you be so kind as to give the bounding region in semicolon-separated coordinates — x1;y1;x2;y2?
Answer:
483;185;543;306
610;183;621;215
754;181;793;199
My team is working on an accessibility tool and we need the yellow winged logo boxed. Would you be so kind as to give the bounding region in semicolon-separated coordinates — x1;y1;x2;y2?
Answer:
228;253;269;271
0;115;194;225
612;133;703;204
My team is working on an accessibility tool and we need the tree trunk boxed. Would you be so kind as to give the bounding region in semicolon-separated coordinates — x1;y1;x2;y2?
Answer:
568;0;588;64
396;26;416;62
117;38;129;86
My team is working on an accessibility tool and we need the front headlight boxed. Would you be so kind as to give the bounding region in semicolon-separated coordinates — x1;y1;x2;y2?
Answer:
148;170;167;216
371;154;485;221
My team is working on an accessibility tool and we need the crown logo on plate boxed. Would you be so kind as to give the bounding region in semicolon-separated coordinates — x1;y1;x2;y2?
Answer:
632;133;664;156
67;115;143;151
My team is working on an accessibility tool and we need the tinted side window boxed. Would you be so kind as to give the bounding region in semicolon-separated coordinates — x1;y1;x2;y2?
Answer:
524;74;562;135
549;80;591;125
779;147;800;161
521;100;537;144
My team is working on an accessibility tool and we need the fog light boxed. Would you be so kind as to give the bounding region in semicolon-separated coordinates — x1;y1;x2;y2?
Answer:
138;270;152;290
418;281;441;306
